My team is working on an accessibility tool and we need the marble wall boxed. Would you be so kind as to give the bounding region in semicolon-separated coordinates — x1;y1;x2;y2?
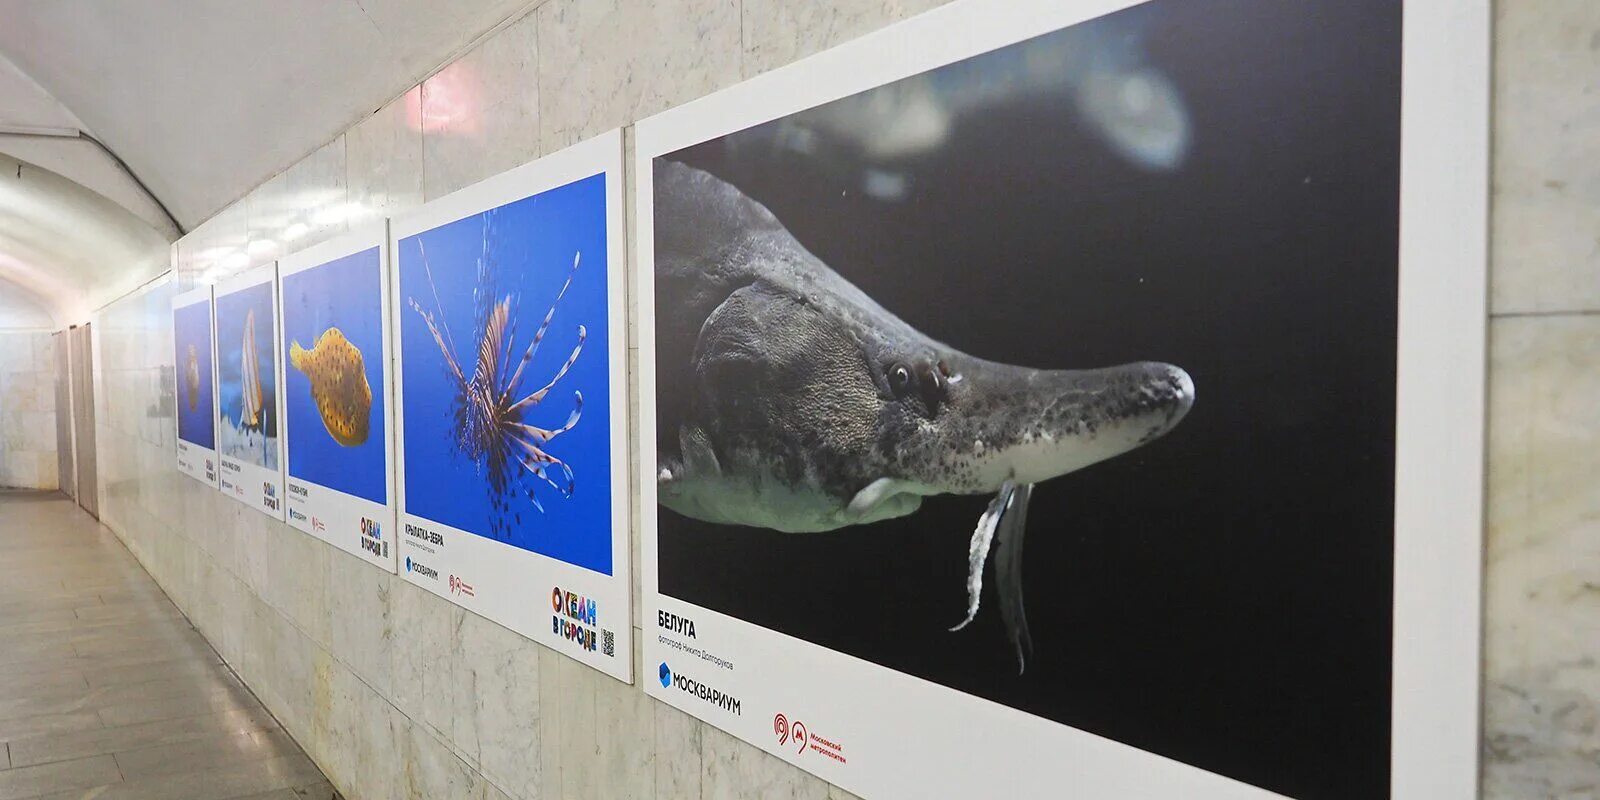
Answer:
0;330;58;490
1480;1;1600;795
84;0;1599;798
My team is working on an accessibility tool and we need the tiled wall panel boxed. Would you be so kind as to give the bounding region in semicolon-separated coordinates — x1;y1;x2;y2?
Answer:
1480;1;1600;795
0;331;59;490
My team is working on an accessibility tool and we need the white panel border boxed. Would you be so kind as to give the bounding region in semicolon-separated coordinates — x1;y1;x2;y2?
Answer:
1390;0;1489;796
390;128;633;683
276;223;399;573
171;285;217;487
214;262;287;521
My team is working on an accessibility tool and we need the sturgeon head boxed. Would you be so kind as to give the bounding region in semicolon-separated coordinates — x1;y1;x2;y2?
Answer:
653;161;1194;669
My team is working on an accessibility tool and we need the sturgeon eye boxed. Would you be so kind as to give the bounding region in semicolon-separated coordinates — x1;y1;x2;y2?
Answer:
888;362;914;398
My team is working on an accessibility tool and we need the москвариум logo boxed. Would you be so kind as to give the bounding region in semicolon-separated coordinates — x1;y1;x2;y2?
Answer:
658;662;740;715
406;557;438;580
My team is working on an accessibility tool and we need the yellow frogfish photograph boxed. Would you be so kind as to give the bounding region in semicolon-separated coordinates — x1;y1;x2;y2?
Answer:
289;327;372;447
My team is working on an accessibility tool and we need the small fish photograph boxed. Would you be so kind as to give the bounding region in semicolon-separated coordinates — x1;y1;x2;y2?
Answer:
173;300;215;449
215;281;280;470
398;173;614;575
652;0;1400;797
281;247;387;504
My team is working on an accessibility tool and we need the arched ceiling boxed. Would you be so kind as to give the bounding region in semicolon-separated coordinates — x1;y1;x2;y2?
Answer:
0;0;530;323
0;274;56;329
0;0;529;229
0;53;179;238
0;151;171;323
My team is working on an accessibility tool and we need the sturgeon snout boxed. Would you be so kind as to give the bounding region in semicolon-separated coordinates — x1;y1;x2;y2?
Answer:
913;358;1194;495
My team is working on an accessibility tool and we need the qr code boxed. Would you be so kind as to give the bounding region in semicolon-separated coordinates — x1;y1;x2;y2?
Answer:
601;628;615;657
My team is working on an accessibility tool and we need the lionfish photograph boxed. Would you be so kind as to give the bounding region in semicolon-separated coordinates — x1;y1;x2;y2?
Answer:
407;209;587;539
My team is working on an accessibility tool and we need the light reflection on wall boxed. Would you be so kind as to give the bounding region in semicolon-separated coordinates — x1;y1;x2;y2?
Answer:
414;61;480;135
187;197;367;286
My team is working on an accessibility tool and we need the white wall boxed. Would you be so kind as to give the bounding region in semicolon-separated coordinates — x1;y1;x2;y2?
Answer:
0;275;55;329
0;278;60;491
0;330;57;490
85;1;1600;798
1479;1;1600;795
0;280;59;492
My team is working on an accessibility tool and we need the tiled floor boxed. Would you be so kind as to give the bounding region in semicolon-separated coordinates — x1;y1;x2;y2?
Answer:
0;491;338;800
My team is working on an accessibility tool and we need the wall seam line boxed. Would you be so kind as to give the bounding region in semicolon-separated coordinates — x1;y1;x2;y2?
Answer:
1489;308;1600;320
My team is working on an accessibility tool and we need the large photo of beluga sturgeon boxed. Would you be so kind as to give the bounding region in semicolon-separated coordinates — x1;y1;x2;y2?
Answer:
647;0;1407;794
654;160;1195;671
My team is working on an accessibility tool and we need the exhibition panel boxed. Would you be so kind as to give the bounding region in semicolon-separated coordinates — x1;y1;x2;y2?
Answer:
635;0;1485;798
391;129;633;683
277;225;399;573
214;263;288;520
172;286;218;487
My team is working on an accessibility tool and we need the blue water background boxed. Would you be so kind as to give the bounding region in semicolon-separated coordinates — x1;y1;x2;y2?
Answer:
398;173;614;575
281;247;388;504
174;302;215;448
215;281;279;467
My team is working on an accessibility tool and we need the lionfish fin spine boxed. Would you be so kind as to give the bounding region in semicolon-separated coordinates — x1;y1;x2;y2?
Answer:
408;298;468;387
508;327;585;413
500;251;581;406
501;395;582;443
415;237;461;362
509;444;575;496
477;300;510;389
